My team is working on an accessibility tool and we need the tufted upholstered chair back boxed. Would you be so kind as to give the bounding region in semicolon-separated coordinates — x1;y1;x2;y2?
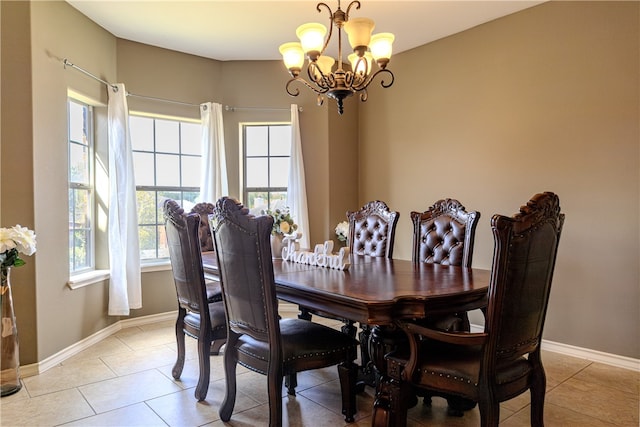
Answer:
411;199;480;268
190;202;215;252
347;200;399;258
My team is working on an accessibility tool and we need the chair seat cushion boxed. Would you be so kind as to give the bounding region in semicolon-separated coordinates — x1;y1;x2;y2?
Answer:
205;280;222;302
184;301;227;337
236;318;358;374
414;339;531;399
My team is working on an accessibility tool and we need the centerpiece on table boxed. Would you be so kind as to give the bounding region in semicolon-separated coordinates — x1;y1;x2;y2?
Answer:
0;225;36;397
263;207;298;259
335;221;349;247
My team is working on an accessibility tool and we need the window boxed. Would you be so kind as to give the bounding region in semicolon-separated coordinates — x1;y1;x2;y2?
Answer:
243;124;292;213
68;99;94;273
130;115;202;260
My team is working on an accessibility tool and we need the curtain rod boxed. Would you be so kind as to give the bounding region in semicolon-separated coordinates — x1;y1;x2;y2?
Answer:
63;59;301;112
225;105;302;112
126;93;199;107
63;58;199;107
63;59;119;92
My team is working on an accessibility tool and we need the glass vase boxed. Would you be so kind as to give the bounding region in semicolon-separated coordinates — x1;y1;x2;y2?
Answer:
1;267;22;397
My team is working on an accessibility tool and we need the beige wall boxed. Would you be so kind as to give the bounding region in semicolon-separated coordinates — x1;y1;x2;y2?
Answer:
1;0;36;362
0;0;637;364
359;1;639;358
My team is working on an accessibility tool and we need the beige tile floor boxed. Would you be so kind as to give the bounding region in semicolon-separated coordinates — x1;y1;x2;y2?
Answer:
1;312;638;427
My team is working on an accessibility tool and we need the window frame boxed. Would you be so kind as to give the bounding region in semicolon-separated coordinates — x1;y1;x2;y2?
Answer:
130;112;203;263
68;97;96;275
241;122;292;211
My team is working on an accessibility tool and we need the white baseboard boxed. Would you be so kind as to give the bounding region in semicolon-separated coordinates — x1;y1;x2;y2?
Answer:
469;324;639;372
20;313;639;378
20;311;177;378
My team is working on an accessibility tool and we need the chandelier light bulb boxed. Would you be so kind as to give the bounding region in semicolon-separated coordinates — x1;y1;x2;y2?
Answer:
296;23;327;58
344;17;375;55
348;52;373;77
314;55;336;79
279;42;305;73
369;32;395;63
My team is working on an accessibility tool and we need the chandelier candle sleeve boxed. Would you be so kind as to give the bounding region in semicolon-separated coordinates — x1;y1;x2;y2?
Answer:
279;0;395;115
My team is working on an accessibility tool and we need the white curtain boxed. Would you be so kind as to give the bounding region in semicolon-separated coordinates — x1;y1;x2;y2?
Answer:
199;102;228;203
107;83;142;316
287;104;310;249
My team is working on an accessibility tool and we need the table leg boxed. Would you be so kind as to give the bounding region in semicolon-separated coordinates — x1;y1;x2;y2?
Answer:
369;325;409;427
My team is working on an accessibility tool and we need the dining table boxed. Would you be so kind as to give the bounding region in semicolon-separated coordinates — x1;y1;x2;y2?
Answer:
201;251;491;424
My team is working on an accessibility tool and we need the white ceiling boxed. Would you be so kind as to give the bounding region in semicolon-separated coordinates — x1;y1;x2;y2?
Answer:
66;0;545;62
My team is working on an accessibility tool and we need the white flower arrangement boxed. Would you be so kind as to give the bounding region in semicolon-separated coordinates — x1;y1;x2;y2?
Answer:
335;221;349;243
0;225;37;273
263;207;298;236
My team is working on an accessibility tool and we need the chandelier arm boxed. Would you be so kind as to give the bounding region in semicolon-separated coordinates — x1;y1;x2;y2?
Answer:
307;63;332;91
286;77;331;97
345;0;361;19
352;69;395;92
344;70;355;89
359;88;368;102
316;2;334;56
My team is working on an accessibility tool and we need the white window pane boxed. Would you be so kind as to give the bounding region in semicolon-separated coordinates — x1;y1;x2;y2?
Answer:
69;102;86;144
136;190;157;224
181;156;201;187
156;120;180;153
130;116;154;151
72;189;90;227
69;143;89;184
133;152;155;186
156;154;180;186
270;158;290;187
181;123;202;155
269;126;291;156
246;126;268;156
247;192;268;212
139;225;158;259
246;158;268;187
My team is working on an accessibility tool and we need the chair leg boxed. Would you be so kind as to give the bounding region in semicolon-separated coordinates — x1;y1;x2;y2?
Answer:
478;392;499;427
298;306;312;320
267;368;284;427
338;361;358;422
530;364;547;426
172;309;186;379
194;335;211;401
219;335;239;422
285;373;297;396
210;337;226;355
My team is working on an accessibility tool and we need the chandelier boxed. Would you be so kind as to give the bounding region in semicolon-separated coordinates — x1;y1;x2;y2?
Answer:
279;0;395;115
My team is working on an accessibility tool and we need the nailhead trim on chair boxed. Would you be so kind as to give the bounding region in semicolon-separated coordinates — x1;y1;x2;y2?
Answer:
238;345;354;363
284;346;354;362
418;368;477;386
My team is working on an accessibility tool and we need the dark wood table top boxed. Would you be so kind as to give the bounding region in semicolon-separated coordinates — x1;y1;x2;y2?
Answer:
201;252;490;326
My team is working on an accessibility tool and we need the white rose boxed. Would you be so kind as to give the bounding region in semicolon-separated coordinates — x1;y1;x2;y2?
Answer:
11;225;37;256
0;228;18;253
280;221;291;234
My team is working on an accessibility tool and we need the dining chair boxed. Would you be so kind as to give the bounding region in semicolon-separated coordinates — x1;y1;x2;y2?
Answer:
190;202;222;303
348;200;400;258
190;202;215;252
299;200;400;332
163;199;227;401
411;198;481;332
211;197;359;425
377;192;565;427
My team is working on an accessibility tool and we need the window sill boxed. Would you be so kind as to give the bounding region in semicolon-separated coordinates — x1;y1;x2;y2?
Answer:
67;270;110;290
67;261;172;290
